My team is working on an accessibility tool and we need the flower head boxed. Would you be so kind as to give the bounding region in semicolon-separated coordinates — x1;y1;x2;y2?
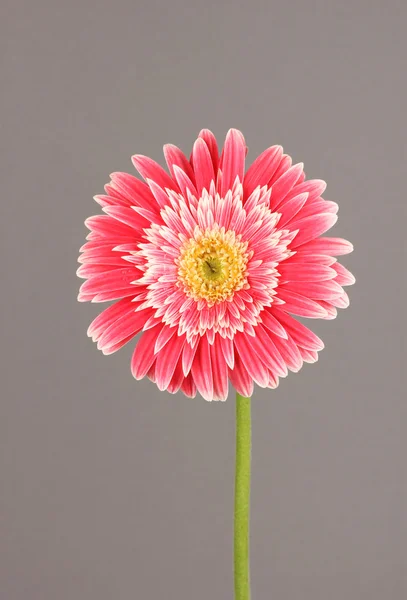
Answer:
78;129;354;400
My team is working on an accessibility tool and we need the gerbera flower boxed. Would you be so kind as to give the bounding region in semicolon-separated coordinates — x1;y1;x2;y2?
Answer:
78;129;354;401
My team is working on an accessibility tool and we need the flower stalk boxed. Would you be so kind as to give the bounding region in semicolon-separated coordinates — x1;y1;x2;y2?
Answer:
234;393;251;600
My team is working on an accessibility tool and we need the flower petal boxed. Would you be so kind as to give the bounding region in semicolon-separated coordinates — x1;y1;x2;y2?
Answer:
155;333;186;391
166;358;185;394
154;325;177;354
192;138;215;194
260;310;288;339
97;307;152;353
248;325;288;377
243;145;283;199
282;179;327;205
131;325;163;380
277;192;309;228
269;163;304;210
228;352;254;398
132;155;178;192
182;337;199;376
196;129;219;173
278;263;337;283
271;308;325;350
87;298;135;340
172;165;199;199
210;337;229;401
180;373;197;398
220;129;246;196
277;288;328;318
102;206;150;231
163;144;196;184
270;333;303;373
331;291;350;309
280;280;344;300
84;215;137;239
269;154;292;185
298;237;354;256
234;332;269;387
109;172;158;212
219;335;235;369
191;337;214;401
299;347;319;363
332;263;356;286
289;214;338;248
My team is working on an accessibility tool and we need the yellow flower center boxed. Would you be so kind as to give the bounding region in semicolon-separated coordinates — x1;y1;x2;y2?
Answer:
177;227;250;305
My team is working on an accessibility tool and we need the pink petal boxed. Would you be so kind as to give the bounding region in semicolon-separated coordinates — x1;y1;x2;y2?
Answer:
277;288;328;318
269;154;292;185
191;337;214;401
259;310;288;339
155;333;186;391
166;358;185;394
299;347;319;363
298;200;339;219
95;193;130;208
79;240;125;253
196;129;219;173
332;263;356;286
317;301;337;319
85;289;139;303
154;325;177;354
331;291;350;309
243;145;283;199
269;163;304;210
78;252;129;266
103;206;150;231
79;268;138;297
132;155;178;192
284;253;336;266
220;335;235;369
87;298;135;340
77;263;125;278
109;172;158;212
131;325;163;380
267;371;280;389
145;179;170;208
228;352;254;398
97;307;152;352
282;179;327;205
102;332;139;356
234;333;269;387
220;129;246;196
248;326;288;377
298;237;354;256
289;213;338;248
278;263;337;283
277;192;309;228
210;337;229;401
173;165;199;199
180;373;197;398
192;138;215;194
182;337;199;376
111;243;140;253
271;308;324;350
85;215;136;239
163;144;196;184
270;333;303;373
280;280;343;300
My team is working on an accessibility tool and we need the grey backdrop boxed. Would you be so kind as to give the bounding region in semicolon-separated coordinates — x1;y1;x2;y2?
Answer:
1;1;405;599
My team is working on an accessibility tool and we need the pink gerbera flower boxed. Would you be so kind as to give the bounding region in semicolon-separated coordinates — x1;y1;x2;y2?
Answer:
78;129;354;401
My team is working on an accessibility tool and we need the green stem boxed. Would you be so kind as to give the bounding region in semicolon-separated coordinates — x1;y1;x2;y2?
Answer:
234;393;251;600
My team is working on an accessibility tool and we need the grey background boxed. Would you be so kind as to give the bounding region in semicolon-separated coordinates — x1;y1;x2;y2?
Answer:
1;0;405;598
